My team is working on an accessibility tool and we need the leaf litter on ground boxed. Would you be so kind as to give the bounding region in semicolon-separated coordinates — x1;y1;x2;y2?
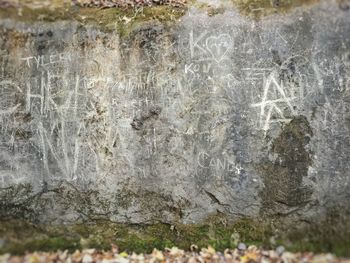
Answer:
1;244;350;263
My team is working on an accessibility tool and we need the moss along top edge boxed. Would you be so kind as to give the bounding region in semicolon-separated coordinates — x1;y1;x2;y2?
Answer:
194;0;320;18
0;4;187;37
0;0;322;28
232;0;320;18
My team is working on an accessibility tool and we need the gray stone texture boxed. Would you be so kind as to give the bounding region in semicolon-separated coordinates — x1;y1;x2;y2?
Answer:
0;0;349;227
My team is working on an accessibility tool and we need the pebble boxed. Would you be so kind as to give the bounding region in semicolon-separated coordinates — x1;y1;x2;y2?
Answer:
237;242;247;251
115;256;129;263
276;245;285;255
82;254;93;263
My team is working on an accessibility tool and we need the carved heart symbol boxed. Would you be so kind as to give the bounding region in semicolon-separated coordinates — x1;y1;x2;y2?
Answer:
205;34;232;63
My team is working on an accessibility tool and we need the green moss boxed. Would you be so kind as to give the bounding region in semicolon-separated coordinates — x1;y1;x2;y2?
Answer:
2;237;80;255
283;231;350;256
71;5;186;37
231;0;320;18
0;5;186;37
0;216;269;254
0;219;79;254
0;0;322;38
1;215;350;256
193;0;320;19
117;233;175;253
203;6;226;17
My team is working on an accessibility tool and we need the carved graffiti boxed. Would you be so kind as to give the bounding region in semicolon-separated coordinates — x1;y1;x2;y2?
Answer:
251;72;296;135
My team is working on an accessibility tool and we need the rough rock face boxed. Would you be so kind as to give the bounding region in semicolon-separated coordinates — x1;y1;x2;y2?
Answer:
0;0;349;228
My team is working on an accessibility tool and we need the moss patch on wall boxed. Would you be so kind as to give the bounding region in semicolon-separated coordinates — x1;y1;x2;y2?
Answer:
0;5;186;37
231;0;320;18
1;215;350;256
193;0;320;18
0;216;271;255
0;0;323;34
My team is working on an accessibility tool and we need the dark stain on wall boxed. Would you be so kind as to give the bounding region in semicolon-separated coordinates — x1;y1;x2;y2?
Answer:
258;116;314;215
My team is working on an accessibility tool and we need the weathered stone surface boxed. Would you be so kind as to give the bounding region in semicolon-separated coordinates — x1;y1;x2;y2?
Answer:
0;0;349;232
